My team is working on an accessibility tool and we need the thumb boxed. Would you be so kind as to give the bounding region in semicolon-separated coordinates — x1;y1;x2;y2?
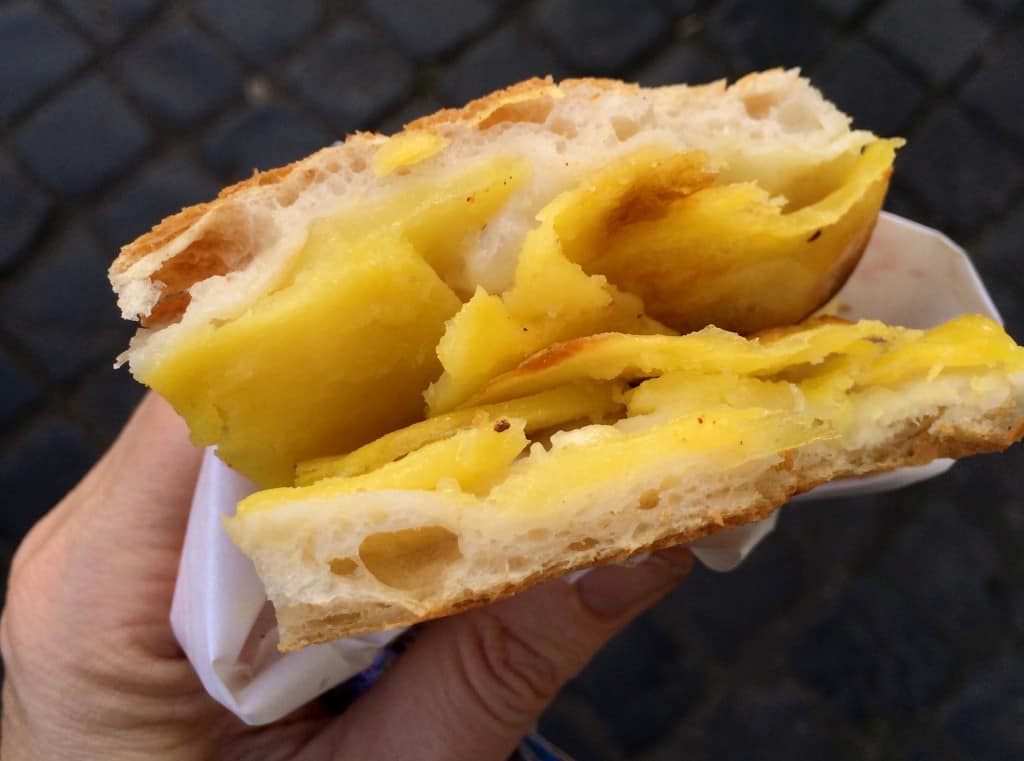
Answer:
323;547;693;761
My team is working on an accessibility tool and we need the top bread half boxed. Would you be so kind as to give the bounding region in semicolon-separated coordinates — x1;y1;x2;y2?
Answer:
109;69;900;487
111;69;876;330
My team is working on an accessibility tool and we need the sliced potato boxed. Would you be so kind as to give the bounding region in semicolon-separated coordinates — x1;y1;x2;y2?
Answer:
575;139;901;335
296;382;623;485
463;314;1022;408
427;140;901;415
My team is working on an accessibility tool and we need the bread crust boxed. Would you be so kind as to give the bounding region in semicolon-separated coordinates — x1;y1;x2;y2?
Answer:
110;76;623;279
274;402;1024;650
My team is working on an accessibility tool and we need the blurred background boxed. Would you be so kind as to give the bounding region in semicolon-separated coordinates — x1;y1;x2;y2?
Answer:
1;0;1023;757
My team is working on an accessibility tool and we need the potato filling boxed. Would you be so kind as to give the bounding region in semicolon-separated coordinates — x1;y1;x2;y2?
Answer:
144;139;900;487
236;314;1024;515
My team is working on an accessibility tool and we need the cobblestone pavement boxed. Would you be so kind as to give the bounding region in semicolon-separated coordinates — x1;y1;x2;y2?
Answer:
2;0;1023;757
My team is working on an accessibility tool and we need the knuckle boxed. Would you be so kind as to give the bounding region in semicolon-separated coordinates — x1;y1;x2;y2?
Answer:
456;610;568;730
0;590;30;677
9;507;63;579
2;532;65;674
0;606;11;664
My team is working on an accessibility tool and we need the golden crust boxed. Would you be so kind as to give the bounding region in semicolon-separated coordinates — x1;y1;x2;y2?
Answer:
406;76;560;131
112;161;307;275
111;76;636;281
276;402;1024;650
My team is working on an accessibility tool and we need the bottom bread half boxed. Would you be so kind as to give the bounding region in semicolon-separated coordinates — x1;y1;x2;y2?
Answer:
225;370;1024;652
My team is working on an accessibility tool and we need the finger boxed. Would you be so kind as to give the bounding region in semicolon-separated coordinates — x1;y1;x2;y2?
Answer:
319;547;693;761
89;391;203;536
79;394;202;652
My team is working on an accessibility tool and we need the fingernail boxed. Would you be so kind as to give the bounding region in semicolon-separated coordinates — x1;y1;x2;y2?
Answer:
577;546;694;619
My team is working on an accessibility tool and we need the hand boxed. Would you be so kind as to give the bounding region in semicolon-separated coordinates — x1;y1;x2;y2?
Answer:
1;394;693;760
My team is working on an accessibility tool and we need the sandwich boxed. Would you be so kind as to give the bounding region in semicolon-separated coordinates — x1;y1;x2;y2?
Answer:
109;70;1024;651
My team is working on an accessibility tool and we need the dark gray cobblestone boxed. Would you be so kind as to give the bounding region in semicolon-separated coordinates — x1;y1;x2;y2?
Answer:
962;25;1024;142
364;0;501;60
814;0;873;21
968;0;1024;18
376;95;444;135
705;0;836;73
96;152;221;250
0;1;91;121
192;0;323;65
867;0;992;84
939;655;1024;758
702;678;849;761
563;617;705;754
0;350;40;429
0;221;133;381
790;580;955;720
201;103;332;180
53;0;162;45
70;366;146;447
0;153;51;272
897;104;1024;236
814;38;927;135
0;415;97;540
975;205;1024;340
964;446;1024;572
539;696;620;761
886;732;961;761
876;500;1002;640
439;20;569;105
534;0;667;74
634;42;728;87
782;494;887;583
13;75;152;196
283;18;415;133
1;1;1023;757
651;532;804;659
659;0;703;17
116;20;244;128
883;184;930;225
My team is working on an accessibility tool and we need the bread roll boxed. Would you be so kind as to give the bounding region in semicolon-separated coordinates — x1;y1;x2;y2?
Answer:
107;70;1024;651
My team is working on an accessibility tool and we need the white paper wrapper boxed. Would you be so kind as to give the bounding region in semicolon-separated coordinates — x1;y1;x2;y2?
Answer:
170;212;1002;725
